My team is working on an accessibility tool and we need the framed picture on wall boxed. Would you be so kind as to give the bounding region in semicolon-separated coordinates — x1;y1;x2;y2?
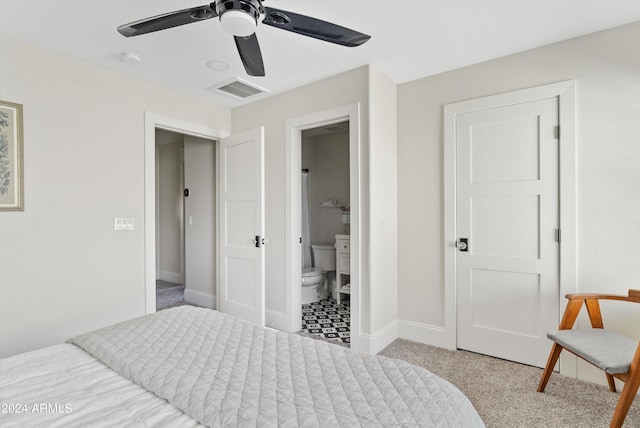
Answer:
0;100;24;211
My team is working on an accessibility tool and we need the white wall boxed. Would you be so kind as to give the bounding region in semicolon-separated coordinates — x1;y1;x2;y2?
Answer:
156;135;184;284
302;130;350;244
367;67;398;349
183;135;216;308
397;22;640;384
0;35;230;358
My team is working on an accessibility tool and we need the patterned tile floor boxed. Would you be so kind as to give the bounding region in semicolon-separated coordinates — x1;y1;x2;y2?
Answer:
301;298;351;345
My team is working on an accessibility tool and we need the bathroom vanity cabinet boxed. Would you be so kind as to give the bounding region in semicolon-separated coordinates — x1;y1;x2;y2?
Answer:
335;234;351;305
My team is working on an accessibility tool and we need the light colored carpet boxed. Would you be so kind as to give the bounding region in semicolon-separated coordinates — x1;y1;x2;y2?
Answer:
379;339;639;428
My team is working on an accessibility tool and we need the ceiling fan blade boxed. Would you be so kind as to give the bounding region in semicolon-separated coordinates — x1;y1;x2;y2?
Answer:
234;34;265;77
117;5;217;37
262;7;370;47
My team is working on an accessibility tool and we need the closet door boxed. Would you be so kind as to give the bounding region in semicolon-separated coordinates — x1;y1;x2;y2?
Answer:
455;98;560;368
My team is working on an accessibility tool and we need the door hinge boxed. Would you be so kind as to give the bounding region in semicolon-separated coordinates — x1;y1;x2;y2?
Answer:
554;125;560;139
555;229;561;243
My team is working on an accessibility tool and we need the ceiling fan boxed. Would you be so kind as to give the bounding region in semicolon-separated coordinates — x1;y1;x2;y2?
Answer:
117;0;371;77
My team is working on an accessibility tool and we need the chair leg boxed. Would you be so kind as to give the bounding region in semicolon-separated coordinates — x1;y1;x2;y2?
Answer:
610;373;640;428
538;343;563;392
606;373;617;393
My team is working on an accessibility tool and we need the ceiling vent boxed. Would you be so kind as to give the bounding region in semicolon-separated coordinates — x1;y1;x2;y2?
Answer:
207;77;268;99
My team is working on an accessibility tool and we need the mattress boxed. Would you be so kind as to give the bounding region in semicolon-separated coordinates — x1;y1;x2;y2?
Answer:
0;343;202;428
68;306;485;427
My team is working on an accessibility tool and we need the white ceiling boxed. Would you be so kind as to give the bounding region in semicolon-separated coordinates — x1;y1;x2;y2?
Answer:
2;1;640;108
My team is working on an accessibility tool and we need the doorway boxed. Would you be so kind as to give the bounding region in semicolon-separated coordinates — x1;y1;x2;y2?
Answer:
155;129;217;310
144;113;266;326
443;81;577;369
143;113;229;314
299;122;351;346
285;103;361;351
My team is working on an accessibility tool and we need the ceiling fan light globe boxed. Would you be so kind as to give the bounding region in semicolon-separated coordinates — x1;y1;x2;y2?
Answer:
220;10;257;37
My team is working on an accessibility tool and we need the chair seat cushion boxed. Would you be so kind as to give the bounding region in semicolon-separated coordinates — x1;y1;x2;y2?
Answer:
548;329;638;374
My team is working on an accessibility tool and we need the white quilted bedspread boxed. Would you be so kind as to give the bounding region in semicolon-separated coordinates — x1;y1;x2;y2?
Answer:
68;306;484;427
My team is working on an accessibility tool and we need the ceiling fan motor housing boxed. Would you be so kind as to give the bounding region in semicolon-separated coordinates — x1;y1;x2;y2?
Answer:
215;0;264;37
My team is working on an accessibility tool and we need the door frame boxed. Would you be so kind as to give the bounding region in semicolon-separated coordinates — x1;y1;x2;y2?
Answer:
144;112;229;314
284;103;361;351
443;80;577;372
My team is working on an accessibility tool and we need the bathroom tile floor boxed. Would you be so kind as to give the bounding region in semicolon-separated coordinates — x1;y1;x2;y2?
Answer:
301;298;350;345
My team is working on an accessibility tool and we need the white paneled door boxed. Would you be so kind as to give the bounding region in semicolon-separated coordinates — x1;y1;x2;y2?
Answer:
218;127;265;326
456;98;560;368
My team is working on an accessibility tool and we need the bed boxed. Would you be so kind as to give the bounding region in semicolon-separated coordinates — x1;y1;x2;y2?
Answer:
0;306;484;427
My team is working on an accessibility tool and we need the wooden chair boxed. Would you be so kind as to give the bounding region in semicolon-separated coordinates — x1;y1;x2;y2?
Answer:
538;289;640;428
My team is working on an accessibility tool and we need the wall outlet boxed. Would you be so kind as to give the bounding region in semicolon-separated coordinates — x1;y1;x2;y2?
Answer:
114;217;135;231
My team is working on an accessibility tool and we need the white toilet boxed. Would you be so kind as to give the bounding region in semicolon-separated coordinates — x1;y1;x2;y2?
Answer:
301;243;336;304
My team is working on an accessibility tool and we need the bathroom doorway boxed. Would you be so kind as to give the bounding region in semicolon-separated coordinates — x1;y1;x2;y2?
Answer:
300;123;351;346
284;103;361;351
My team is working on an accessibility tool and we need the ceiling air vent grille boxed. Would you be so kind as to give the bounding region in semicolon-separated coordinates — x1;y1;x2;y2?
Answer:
208;77;268;99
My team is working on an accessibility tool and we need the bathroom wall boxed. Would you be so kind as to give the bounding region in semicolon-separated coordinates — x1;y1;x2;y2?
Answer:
302;129;350;246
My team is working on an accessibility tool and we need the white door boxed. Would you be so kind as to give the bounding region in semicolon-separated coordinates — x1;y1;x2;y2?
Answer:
184;137;216;305
218;127;265;326
456;98;559;368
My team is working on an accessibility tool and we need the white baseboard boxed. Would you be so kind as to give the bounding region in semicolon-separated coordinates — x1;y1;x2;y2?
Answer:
360;320;399;354
158;270;184;284
184;288;215;309
265;309;289;331
398;319;450;349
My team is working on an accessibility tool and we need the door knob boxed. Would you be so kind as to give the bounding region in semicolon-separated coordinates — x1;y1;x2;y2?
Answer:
456;238;468;252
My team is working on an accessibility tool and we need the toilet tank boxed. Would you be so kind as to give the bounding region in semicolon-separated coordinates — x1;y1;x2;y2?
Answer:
311;244;336;271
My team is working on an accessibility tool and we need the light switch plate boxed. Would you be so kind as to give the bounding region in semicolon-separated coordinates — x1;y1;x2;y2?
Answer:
114;217;135;231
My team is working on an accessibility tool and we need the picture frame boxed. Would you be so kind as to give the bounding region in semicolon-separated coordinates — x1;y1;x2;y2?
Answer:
0;100;24;211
